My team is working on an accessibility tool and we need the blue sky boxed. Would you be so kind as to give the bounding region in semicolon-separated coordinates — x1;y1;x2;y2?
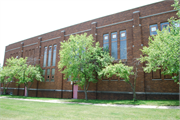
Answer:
0;0;163;66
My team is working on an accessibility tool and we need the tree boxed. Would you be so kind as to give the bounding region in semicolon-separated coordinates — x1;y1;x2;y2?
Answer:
139;0;180;84
99;60;140;101
0;64;14;95
4;57;44;96
58;33;113;100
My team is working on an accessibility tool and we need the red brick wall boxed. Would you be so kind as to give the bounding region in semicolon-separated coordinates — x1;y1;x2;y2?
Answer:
2;1;179;100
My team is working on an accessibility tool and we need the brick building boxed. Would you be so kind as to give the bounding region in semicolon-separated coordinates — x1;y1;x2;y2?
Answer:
3;0;179;100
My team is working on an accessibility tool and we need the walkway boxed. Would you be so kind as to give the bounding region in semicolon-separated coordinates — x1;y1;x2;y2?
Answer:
0;96;180;109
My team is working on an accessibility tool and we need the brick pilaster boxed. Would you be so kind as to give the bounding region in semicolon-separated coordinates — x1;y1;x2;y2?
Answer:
36;37;42;97
91;22;97;42
20;42;24;58
60;30;65;98
132;11;145;93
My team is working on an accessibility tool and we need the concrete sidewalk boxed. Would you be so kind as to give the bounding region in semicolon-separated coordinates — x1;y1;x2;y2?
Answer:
0;96;180;109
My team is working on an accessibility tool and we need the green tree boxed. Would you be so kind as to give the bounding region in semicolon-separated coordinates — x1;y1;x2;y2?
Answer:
139;0;180;84
58;33;113;100
0;64;14;94
4;57;44;96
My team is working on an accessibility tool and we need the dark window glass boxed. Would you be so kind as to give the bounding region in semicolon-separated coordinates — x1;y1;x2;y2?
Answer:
52;45;57;66
43;47;47;67
103;34;109;51
120;30;127;59
51;68;55;82
111;32;117;59
48;46;52;66
46;69;50;82
149;24;158;35
161;22;170;32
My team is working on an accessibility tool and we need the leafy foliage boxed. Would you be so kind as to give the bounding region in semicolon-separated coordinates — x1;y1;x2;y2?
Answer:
99;61;134;82
139;0;180;84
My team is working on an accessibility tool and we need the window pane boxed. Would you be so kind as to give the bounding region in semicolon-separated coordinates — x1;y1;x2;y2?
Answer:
43;47;47;67
47;69;50;75
161;22;170;32
51;79;54;82
52;68;55;75
111;32;117;59
52;45;57;66
103;34;109;51
120;40;127;59
149;24;158;35
48;46;52;66
161;22;169;30
103;44;109;51
120;32;126;40
43;69;45;76
46;69;50;82
111;42;118;59
120;30;127;59
67;75;71;81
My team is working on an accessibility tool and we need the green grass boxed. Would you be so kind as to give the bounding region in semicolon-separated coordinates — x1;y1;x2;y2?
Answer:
1;95;179;106
0;98;180;120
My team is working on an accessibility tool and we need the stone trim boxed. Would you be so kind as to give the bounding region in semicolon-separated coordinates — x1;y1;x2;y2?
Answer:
64;29;91;36
139;10;176;19
41;36;61;43
96;19;133;29
152;79;162;80
23;42;38;47
5;47;21;52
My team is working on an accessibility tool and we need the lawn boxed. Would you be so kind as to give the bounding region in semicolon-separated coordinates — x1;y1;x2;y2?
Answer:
0;98;179;120
1;95;179;106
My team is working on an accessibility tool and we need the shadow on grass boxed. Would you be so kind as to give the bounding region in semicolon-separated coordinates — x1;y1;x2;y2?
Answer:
1;95;179;106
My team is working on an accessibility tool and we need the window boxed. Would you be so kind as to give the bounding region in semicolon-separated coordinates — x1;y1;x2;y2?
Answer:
103;34;109;51
43;69;45;77
48;46;52;66
67;75;71;81
111;32;117;59
161;22;169;32
120;30;127;59
175;22;180;27
152;69;161;80
149;24;158;35
173;20;180;28
161;22;169;30
46;69;50;82
52;45;57;66
42;69;46;82
51;68;55;82
43;47;47;67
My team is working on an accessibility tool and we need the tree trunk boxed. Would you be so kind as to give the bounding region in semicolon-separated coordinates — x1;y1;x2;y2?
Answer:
25;85;28;97
133;89;136;101
83;78;89;100
84;89;88;100
3;85;6;95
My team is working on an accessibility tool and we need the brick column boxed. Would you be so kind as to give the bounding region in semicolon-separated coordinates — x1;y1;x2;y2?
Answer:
20;42;24;58
17;42;24;95
132;11;145;93
91;22;98;99
37;37;42;64
36;37;42;97
91;22;97;42
60;30;65;98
